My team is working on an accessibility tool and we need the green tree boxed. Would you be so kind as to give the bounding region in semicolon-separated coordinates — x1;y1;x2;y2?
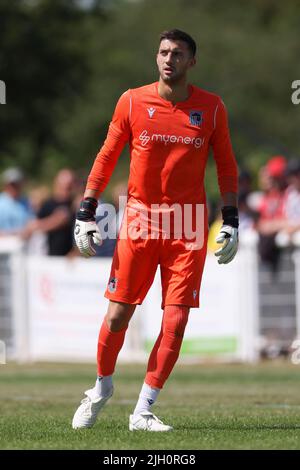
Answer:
0;0;106;176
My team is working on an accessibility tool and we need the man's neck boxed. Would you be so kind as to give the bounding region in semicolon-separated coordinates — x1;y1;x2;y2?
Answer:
158;78;190;105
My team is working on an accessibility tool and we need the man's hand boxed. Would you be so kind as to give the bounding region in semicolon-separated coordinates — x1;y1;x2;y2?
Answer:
214;206;239;265
74;197;102;258
74;219;102;257
215;225;238;264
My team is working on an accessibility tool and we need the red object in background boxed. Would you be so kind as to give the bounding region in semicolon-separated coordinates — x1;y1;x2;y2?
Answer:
266;155;287;178
258;189;286;220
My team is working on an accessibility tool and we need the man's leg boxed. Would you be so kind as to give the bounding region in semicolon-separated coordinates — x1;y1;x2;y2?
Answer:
95;301;136;395
130;305;189;432
144;305;189;389
130;221;208;431
73;206;160;429
72;300;136;429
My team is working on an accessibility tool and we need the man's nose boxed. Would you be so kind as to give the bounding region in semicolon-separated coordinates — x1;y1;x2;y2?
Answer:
166;51;174;62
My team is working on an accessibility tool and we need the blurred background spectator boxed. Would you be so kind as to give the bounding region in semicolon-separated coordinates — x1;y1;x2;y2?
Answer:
21;169;76;256
25;185;50;254
255;156;288;271
275;159;300;248
0;167;33;236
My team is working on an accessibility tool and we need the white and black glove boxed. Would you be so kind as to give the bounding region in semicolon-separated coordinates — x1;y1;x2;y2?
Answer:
74;197;102;257
215;206;239;265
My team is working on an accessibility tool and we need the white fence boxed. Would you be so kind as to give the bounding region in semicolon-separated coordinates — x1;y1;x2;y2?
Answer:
0;236;265;364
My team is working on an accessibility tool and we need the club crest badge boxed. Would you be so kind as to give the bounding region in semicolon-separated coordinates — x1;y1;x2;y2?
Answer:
108;277;118;293
189;110;203;127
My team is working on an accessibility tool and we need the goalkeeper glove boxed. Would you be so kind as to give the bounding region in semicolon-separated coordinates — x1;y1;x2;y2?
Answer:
214;206;239;265
74;197;102;257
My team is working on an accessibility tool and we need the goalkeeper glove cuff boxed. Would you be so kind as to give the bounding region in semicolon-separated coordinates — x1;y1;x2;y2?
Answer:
221;206;239;228
76;197;98;222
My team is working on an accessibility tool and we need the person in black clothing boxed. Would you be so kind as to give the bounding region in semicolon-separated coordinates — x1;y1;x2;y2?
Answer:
22;169;76;256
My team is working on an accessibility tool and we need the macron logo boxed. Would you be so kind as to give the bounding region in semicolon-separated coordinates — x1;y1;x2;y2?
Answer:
139;130;205;149
147;107;156;118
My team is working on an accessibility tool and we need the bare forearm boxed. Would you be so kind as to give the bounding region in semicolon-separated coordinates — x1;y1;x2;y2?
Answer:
258;218;289;235
38;211;70;232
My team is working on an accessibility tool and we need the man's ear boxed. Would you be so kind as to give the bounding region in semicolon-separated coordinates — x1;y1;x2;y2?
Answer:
189;57;196;69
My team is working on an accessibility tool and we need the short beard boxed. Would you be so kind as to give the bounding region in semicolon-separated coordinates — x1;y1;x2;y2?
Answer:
161;73;184;85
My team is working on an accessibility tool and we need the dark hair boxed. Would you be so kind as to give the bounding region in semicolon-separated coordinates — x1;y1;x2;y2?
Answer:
159;29;196;57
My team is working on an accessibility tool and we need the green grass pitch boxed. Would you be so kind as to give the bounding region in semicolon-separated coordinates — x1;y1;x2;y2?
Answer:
0;361;300;450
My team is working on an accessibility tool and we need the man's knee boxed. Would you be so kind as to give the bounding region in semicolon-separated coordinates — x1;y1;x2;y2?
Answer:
106;301;136;332
162;305;190;337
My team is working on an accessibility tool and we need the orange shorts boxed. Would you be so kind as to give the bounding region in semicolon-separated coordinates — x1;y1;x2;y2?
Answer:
104;206;208;309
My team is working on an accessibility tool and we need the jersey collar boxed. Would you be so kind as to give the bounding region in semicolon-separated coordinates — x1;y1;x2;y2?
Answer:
155;82;195;108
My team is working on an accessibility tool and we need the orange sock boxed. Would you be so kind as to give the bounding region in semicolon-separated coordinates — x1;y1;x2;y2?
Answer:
145;305;189;389
97;317;127;376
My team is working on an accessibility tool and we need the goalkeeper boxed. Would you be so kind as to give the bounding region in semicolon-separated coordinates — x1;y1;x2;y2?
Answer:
72;29;239;432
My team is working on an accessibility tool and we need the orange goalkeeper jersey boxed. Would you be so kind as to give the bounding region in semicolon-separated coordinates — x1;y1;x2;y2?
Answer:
87;82;238;206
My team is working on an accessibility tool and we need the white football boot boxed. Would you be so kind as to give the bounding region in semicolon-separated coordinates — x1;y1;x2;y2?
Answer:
129;411;173;432
72;387;113;429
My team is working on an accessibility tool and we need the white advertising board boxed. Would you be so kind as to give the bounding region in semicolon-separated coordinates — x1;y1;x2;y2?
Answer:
26;257;136;362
